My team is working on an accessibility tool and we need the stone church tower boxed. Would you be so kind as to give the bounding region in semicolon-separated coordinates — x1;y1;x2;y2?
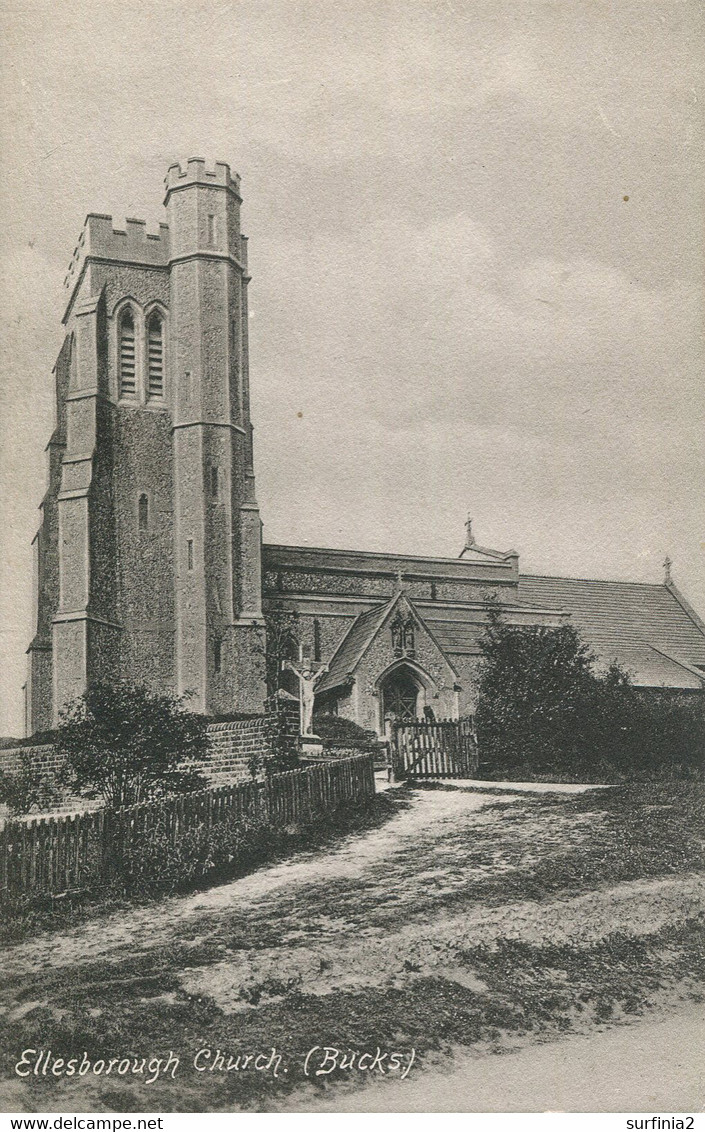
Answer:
25;158;705;737
26;159;266;731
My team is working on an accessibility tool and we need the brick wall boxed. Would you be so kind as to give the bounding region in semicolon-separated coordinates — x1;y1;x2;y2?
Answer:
205;716;273;782
0;698;302;809
0;745;63;778
205;697;300;782
0;745;89;824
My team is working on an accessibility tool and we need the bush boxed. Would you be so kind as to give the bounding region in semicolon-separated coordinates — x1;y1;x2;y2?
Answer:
56;682;210;808
476;599;705;780
0;755;62;816
313;713;377;748
113;811;274;895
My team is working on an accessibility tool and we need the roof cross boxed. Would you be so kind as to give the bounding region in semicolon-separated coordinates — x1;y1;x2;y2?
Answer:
663;555;672;585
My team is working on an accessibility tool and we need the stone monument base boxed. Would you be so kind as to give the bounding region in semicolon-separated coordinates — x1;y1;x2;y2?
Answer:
299;734;325;759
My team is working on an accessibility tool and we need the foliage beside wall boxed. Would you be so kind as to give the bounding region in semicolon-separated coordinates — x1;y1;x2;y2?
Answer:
263;609;300;698
476;599;704;781
0;753;61;816
55;682;210;808
312;713;378;748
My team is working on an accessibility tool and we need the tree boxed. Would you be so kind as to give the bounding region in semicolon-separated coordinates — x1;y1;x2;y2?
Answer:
475;597;704;779
475;597;629;773
56;682;210;809
263;609;300;698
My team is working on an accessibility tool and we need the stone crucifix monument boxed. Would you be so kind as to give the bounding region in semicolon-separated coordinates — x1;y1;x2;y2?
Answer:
283;646;329;754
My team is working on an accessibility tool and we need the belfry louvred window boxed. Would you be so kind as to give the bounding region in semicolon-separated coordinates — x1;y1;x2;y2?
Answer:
147;313;164;398
118;309;136;397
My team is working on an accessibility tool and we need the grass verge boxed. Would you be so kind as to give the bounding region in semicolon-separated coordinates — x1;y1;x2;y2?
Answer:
2;917;702;1112
0;790;408;946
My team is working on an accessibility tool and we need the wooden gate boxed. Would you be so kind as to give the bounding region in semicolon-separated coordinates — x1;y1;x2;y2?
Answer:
391;717;478;780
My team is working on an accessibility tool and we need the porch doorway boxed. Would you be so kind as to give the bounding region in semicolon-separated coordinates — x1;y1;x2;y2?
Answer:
381;667;421;726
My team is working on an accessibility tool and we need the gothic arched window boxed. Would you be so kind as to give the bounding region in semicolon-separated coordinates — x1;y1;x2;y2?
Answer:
138;493;149;532
119;308;136;397
146;311;164;399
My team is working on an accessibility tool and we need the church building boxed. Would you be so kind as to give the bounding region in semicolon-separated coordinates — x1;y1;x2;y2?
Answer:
24;159;705;736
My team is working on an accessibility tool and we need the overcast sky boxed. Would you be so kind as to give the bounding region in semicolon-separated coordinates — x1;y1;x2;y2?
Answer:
1;0;703;735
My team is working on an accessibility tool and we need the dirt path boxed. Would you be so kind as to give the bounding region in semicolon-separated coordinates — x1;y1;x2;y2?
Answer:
3;785;703;1012
2;781;703;1113
2;784;702;983
289;1001;705;1112
1;789;499;975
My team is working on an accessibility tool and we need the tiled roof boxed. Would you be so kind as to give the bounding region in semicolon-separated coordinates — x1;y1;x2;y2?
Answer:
421;598;566;656
316;599;394;693
517;576;705;688
426;620;485;655
262;542;518;583
608;646;704;690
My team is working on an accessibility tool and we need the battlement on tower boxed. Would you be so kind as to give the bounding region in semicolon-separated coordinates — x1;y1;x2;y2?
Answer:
164;157;242;199
63;214;170;297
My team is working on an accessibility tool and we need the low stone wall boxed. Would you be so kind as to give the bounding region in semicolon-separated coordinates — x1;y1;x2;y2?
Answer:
325;743;385;766
0;745;88;825
205;717;275;782
204;700;300;783
0;744;63;778
0;699;302;811
322;745;359;760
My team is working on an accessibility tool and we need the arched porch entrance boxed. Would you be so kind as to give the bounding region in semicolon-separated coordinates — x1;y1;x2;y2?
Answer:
382;668;419;723
378;659;435;736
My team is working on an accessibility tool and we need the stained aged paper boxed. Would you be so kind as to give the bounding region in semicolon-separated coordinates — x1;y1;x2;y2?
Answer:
0;0;703;1117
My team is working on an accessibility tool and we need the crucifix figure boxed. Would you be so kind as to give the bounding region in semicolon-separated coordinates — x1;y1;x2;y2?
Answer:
283;657;329;735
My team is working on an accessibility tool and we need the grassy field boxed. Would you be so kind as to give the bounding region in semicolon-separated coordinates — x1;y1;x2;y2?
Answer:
1;780;703;1112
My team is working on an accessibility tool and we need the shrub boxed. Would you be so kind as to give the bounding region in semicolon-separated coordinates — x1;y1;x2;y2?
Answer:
55;682;210;809
476;599;704;780
0;755;61;816
313;713;377;748
264;609;301;698
112;811;273;895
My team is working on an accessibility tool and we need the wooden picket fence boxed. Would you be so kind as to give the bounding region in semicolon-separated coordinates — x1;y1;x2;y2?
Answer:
392;717;478;780
0;753;375;904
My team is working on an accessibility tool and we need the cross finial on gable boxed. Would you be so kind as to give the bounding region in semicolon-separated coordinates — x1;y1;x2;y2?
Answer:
465;513;475;548
395;568;404;590
663;555;672;585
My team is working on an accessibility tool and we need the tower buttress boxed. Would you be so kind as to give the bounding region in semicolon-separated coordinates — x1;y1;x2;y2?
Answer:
165;158;266;714
52;288;120;722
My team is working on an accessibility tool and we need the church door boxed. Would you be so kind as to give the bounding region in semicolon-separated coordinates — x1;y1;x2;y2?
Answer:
382;669;420;724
